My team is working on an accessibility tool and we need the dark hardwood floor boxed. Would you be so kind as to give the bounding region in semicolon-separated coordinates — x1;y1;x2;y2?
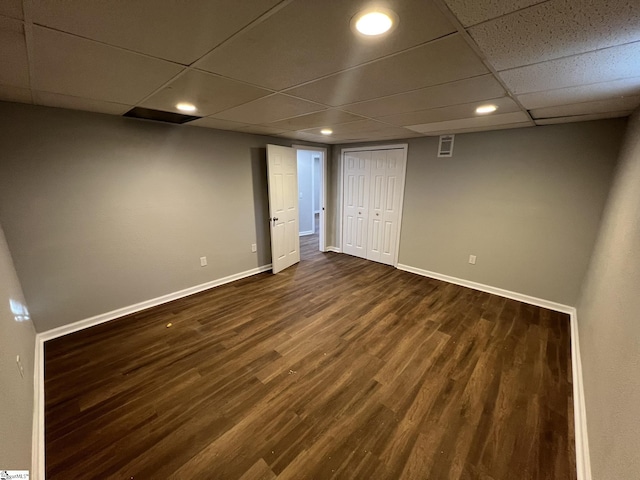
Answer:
45;226;576;479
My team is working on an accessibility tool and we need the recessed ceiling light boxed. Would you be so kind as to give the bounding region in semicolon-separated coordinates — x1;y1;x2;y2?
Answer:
176;102;197;112
352;9;397;36
475;104;498;114
320;128;333;135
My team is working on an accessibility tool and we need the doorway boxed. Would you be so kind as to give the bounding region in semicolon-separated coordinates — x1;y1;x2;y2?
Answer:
294;145;327;257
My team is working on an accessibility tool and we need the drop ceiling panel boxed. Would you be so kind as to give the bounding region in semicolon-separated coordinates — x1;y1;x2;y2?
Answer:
303;119;416;138
0;17;30;88
31;0;283;65
378;96;520;126
469;0;640;71
517;77;640;109
534;111;633;125
188;117;250;131
530;96;640;119
141;70;272;116
443;0;546;27
212;94;325;125
341;75;506;118
32;27;184;105
408;111;532;133
422;121;534;136
285;35;489;106
279;131;337;144
197;0;455;90
34;91;132;115
236;125;289;135
0;0;23;20
0;85;32;104
266;109;364;131
499;42;640;94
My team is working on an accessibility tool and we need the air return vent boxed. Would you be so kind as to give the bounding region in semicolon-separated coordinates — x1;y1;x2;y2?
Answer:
123;107;200;124
438;135;454;157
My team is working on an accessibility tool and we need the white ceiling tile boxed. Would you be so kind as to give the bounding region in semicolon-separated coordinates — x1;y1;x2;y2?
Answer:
377;96;521;126
197;0;455;90
302;120;416;138
212;94;325;125
32;27;184;105
0;0;23;20
236;125;289;135
188;117;250;131
141;70;271;116
534;111;633;125
0;84;32;104
421;121;534;136
285;35;489;106
0;17;30;88
341;75;506;118
31;0;282;64
444;0;546;27
470;0;640;71
530;96;640;119
517;77;640;109
34;91;132;115
499;42;640;94
278;131;338;144
408;111;532;133
266;109;364;131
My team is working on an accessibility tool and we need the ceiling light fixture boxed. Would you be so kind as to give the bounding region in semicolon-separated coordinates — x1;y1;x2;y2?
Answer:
320;128;333;135
176;102;197;112
352;9;397;36
475;104;498;114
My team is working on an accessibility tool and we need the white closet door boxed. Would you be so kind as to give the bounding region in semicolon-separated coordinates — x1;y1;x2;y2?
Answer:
379;149;404;266
342;151;370;259
366;150;387;263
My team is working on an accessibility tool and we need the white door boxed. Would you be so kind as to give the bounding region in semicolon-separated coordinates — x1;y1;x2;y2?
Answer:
367;150;387;263
267;144;300;273
378;149;404;266
342;151;370;259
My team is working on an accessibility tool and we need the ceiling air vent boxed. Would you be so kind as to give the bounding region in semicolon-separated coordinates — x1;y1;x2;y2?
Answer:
123;107;200;125
438;134;454;157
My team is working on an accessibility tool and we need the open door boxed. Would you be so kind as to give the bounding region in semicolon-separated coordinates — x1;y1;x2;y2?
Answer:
267;144;300;273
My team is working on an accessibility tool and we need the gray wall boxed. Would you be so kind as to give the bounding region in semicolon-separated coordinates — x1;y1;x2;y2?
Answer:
296;150;314;234
577;111;640;479
313;156;321;214
0;102;323;332
0;222;36;469
330;119;626;306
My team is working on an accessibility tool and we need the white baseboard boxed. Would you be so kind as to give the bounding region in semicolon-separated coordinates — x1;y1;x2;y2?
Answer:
571;311;592;480
299;230;315;237
396;264;574;314
38;264;272;342
32;335;44;480
326;246;342;253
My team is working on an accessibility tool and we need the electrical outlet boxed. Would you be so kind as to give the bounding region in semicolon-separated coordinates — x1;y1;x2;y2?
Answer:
251;243;257;253
200;256;207;267
469;255;477;265
16;355;24;378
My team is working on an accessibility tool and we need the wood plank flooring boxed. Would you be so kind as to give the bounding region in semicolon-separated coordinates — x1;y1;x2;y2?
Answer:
45;230;576;479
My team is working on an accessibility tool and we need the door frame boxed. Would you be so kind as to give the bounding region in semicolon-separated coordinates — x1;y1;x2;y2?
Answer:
292;144;328;252
338;143;409;267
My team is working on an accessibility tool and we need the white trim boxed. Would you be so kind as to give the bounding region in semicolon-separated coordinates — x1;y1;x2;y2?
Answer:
326;246;342;253
396;264;574;313
292;145;327;253
32;335;44;480
39;264;272;342
299;230;314;236
571;310;592;480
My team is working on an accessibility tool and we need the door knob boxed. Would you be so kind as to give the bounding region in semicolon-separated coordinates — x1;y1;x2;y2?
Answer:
376;213;379;216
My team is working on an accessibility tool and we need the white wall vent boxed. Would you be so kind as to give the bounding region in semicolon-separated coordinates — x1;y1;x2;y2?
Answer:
438;135;455;157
